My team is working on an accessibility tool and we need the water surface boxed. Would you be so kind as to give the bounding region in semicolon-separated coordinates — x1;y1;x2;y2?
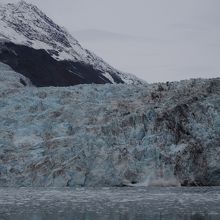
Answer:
0;187;220;220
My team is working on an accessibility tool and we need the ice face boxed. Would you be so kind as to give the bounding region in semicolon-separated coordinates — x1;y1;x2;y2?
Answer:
0;62;31;90
0;62;220;187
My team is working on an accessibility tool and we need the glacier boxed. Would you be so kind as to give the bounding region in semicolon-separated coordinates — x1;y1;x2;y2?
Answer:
0;62;219;187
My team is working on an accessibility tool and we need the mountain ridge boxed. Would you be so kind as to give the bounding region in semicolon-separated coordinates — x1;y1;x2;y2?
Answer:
0;1;143;86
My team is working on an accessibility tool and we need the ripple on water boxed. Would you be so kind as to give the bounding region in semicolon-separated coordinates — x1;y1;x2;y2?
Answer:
0;187;220;220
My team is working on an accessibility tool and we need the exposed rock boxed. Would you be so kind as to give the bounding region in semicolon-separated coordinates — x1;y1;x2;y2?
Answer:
0;63;220;186
0;1;143;86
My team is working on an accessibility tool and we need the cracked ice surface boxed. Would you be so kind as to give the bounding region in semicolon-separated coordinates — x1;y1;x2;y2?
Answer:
0;62;220;187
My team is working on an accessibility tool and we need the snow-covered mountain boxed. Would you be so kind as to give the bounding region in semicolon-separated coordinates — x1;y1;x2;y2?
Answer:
0;1;143;86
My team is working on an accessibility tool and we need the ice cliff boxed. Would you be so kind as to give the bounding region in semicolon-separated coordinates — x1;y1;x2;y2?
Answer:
0;62;220;187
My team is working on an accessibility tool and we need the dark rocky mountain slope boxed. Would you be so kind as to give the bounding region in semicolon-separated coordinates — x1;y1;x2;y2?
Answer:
0;1;143;86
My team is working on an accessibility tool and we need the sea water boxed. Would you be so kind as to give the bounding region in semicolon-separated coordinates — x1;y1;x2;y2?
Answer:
0;187;220;220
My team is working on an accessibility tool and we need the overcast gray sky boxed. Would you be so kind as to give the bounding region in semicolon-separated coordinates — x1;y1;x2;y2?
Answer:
2;0;220;82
